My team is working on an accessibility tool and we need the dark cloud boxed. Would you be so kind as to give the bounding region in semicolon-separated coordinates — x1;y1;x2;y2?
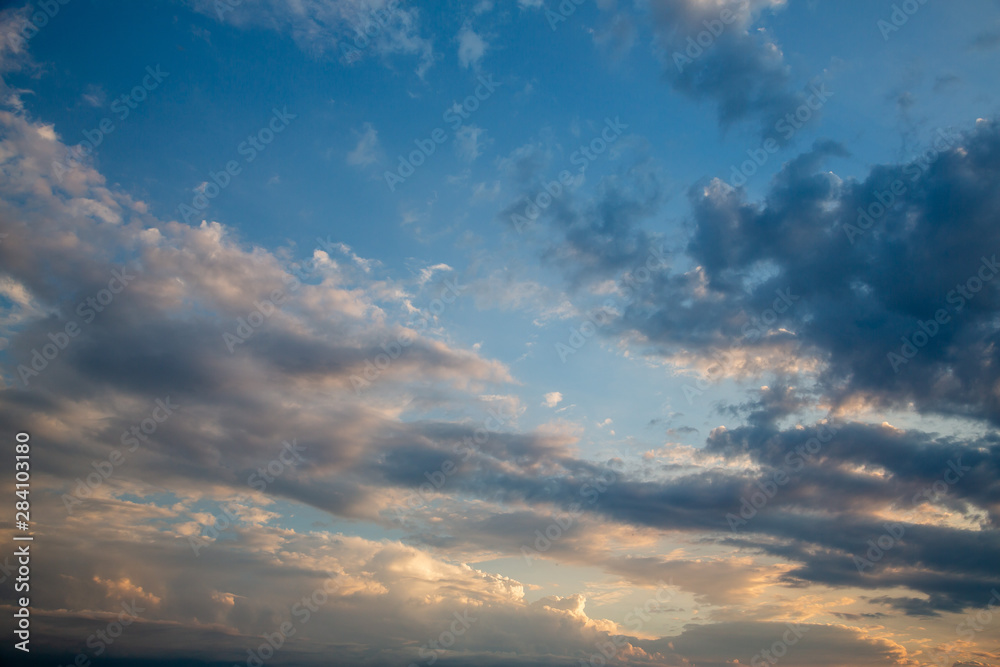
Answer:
647;0;807;139
601;120;1000;428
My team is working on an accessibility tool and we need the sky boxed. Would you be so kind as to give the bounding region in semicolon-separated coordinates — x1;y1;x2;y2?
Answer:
0;0;999;665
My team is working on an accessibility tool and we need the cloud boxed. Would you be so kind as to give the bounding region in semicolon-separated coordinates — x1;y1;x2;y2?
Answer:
0;106;518;513
593;14;637;62
0;6;30;72
3;10;1000;665
457;23;488;69
657;621;910;667
971;28;1000;50
646;124;1000;428
515;119;1000;439
646;0;802;136
81;85;107;108
192;0;435;76
0;109;675;667
435;124;1000;601
0;6;36;110
455;124;488;162
0;101;989;667
472;180;501;201
347;122;381;167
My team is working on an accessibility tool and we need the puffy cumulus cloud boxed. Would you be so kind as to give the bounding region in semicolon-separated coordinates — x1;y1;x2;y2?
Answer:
513;119;1000;432
191;0;435;76
608;122;1000;430
91;575;163;607
645;0;803;136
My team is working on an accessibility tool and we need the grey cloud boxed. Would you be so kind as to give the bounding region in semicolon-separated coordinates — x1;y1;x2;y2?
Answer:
647;0;805;138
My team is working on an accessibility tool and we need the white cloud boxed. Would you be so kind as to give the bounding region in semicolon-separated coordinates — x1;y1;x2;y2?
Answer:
455;125;488;162
347;122;381;167
457;24;487;70
543;392;563;408
0;7;30;72
192;0;435;77
0;6;35;110
81;85;107;108
472;180;500;201
415;262;453;286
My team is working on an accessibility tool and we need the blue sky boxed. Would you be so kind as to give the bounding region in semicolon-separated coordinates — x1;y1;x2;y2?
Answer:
1;1;1000;666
